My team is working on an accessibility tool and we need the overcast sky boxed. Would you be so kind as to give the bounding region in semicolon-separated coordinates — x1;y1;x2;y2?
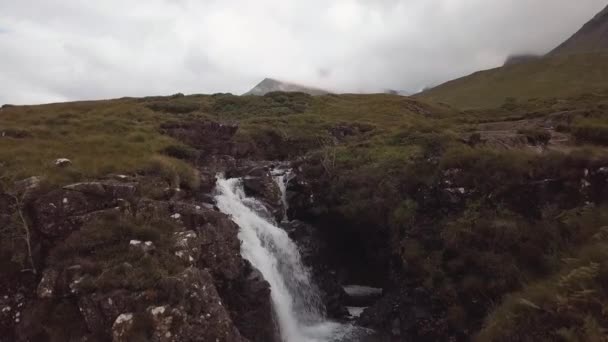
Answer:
0;0;606;104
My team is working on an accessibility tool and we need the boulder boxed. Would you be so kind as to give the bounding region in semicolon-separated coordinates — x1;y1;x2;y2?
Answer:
13;176;41;202
32;181;139;237
242;175;283;221
112;313;134;342
36;269;59;299
225;262;279;342
154;268;246;342
54;158;72;168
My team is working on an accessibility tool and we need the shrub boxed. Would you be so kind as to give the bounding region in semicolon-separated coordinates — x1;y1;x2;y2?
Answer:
571;119;608;145
49;212;183;293
162;144;198;161
146;100;199;114
475;206;608;342
143;155;200;190
476;242;608;342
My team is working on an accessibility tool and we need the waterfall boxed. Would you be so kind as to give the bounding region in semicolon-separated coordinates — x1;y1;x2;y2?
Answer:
271;168;292;222
214;172;370;342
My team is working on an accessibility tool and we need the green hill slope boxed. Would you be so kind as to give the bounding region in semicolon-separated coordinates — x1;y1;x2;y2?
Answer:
417;51;608;109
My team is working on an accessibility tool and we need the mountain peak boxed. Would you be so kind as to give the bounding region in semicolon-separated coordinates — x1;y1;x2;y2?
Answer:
243;78;329;96
550;4;608;55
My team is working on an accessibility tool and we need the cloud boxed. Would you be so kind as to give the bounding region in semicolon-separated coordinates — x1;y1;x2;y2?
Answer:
0;0;606;104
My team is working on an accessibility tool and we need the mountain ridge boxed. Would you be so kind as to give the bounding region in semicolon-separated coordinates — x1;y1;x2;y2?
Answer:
243;78;330;96
550;4;608;55
418;4;608;108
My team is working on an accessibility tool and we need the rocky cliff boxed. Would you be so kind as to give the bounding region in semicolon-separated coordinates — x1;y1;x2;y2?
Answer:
0;123;279;342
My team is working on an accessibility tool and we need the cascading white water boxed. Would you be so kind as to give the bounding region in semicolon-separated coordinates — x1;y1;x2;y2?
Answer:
214;172;369;342
271;169;291;222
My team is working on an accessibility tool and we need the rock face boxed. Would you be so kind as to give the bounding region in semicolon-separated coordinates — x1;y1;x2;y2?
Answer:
32;181;138;238
1;176;278;342
281;220;349;318
285;153;608;341
550;4;608;55
244;78;330;96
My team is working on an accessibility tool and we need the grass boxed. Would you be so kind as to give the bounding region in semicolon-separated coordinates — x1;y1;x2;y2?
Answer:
1;71;608;341
0;98;200;187
418;51;608;109
0;90;462;189
49;211;184;293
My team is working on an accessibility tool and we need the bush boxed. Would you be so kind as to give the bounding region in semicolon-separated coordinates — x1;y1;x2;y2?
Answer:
476;242;608;342
146;100;199;114
143;155;200;190
162;144;199;161
571;119;608;145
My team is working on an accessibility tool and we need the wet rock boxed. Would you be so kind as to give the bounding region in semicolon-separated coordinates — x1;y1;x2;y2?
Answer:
242;175;283;221
224;261;279;342
357;291;400;333
282;220;349;319
112;313;134;342
36;269;59;299
79;296;107;334
129;240;155;253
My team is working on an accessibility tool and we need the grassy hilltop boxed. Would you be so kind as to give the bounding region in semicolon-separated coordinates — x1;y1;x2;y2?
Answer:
418;51;608;109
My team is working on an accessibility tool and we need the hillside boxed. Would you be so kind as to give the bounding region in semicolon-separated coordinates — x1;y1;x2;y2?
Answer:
243;78;329;96
550;4;608;55
418;51;608;109
418;4;608;109
2;88;608;340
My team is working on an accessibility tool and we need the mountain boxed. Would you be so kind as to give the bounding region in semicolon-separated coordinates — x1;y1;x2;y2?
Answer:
418;51;608;108
502;54;541;66
418;5;608;109
243;78;330;96
383;89;412;96
550;4;608;55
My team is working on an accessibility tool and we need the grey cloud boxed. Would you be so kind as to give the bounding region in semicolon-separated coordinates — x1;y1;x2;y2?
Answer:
0;0;606;104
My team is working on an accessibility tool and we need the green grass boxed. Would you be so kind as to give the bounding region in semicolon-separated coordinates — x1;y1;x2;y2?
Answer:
418;51;608;109
1;82;608;341
0;98;201;187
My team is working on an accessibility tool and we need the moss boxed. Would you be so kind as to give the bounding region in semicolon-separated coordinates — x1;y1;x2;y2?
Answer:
49;212;184;293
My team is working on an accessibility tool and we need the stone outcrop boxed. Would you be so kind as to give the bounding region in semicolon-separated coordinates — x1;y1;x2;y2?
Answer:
1;176;278;342
32;181;138;237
